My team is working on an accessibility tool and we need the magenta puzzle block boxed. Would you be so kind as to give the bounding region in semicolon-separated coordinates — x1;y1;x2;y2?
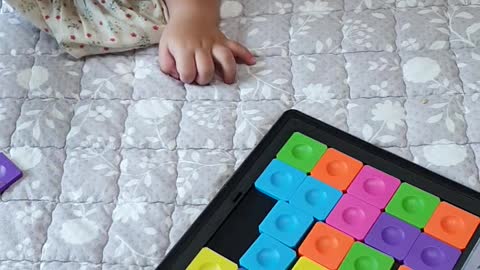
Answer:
0;153;22;193
326;194;381;240
404;234;460;270
347;165;400;209
365;213;421;260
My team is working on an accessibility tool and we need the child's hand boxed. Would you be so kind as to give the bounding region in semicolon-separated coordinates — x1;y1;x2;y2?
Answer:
159;0;256;85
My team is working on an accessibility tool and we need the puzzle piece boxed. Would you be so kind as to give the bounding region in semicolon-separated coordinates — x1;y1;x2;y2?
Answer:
0;152;22;193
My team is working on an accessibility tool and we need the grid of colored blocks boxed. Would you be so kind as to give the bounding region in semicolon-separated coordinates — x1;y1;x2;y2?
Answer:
259;201;313;247
186;248;237;270
0;152;23;193
404;234;461;270
311;148;363;191
187;132;480;270
299;222;354;270
255;159;306;201
240;234;296;270
326;194;381;240
277;132;327;173
347;165;400;209
424;202;480;250
339;242;394;270
290;176;342;221
292;257;327;270
365;213;420;260
386;183;440;229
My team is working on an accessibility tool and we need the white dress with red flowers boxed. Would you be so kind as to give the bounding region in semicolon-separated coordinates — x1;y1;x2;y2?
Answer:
5;0;167;58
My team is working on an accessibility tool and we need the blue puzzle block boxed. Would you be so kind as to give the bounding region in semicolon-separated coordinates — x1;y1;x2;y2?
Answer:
259;201;313;247
255;159;306;201
240;234;296;270
290;176;342;221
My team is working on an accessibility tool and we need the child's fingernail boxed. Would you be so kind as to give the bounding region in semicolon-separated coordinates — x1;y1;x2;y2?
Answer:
172;70;179;79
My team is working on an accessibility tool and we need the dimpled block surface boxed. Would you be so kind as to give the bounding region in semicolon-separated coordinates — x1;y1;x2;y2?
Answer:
339;242;394;270
365;213;420;260
386;183;440;229
347;165;400;209
240;234;296;270
259;201;314;247
299;222;354;269
290;176;342;221
277;132;327;173
404;234;461;270
311;148;363;191
186;248;237;270
424;202;480;250
255;159;306;201
326;194;381;240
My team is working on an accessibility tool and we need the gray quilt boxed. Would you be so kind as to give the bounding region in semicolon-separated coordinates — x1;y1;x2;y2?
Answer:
1;0;480;269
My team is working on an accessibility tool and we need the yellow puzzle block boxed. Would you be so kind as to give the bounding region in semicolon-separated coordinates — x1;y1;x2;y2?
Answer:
186;248;237;270
292;257;328;270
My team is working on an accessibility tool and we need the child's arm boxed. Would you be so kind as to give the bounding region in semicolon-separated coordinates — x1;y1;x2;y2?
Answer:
160;0;256;85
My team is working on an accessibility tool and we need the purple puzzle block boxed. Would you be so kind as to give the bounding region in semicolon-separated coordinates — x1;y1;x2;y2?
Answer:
405;234;461;270
0;153;22;193
365;213;420;260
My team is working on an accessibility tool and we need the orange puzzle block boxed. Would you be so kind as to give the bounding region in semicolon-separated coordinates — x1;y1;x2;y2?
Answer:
311;148;363;191
425;201;480;250
299;222;354;269
398;266;412;270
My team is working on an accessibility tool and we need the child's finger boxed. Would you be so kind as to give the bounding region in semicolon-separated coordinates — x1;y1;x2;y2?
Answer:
158;43;179;79
226;41;256;65
194;49;215;85
172;49;197;84
212;45;236;84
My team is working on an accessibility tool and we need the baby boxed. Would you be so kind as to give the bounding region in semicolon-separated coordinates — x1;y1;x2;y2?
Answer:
5;0;256;85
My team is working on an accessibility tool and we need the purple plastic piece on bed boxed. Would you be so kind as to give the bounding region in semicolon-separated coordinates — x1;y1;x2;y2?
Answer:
0;153;22;193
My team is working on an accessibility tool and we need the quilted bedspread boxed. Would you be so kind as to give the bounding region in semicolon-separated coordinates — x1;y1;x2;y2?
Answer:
1;0;480;269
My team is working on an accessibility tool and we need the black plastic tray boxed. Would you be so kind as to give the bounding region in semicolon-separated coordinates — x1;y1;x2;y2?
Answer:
157;109;480;270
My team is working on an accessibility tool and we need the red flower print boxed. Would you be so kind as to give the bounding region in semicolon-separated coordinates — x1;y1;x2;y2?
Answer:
45;15;50;20
79;45;85;48
110;37;116;42
104;47;109;51
126;13;132;19
56;15;61;20
153;25;159;31
44;28;49;32
70;35;76;40
86;33;92;38
130;33;137;38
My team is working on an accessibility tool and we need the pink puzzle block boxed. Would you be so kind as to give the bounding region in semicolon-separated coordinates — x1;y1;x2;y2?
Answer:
347;165;401;209
326;194;381;240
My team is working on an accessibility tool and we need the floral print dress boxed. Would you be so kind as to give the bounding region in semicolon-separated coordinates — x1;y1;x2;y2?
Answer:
5;0;167;58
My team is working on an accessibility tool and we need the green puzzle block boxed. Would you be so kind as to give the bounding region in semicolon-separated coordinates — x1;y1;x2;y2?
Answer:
386;183;440;229
277;132;327;173
339;242;394;270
